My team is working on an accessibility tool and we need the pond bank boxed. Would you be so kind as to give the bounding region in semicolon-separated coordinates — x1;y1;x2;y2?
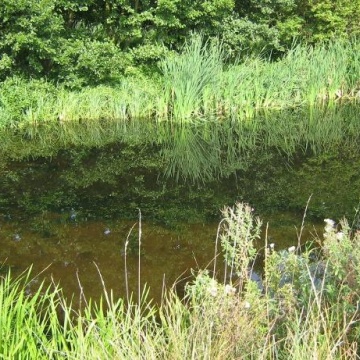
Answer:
1;204;359;359
0;38;359;128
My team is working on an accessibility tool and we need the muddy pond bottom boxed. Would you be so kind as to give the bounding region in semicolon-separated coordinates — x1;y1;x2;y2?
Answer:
0;210;322;304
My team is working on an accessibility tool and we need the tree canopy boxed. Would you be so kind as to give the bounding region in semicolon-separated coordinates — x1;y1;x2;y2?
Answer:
0;0;359;86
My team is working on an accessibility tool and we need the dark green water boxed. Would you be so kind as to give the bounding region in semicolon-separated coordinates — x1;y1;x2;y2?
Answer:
0;105;359;302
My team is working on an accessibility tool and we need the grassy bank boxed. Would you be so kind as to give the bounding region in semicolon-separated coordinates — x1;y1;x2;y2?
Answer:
0;37;359;128
1;203;359;359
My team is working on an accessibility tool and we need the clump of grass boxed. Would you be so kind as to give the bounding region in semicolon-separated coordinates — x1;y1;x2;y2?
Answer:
160;34;224;122
0;77;162;128
0;268;68;359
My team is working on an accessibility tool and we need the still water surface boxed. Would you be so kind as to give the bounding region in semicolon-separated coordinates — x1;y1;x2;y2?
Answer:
0;211;320;303
1;107;359;302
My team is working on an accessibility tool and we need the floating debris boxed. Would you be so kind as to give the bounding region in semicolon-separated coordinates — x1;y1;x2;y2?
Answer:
69;209;77;221
13;234;21;242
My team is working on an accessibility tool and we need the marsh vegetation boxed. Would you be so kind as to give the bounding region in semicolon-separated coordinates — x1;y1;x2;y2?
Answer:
0;37;359;128
1;99;359;357
1;203;360;358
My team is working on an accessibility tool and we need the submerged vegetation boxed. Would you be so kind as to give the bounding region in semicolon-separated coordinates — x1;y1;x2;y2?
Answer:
1;203;360;358
0;37;359;128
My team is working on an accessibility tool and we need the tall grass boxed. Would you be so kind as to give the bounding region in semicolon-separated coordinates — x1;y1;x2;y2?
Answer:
0;268;68;359
160;35;224;121
160;37;360;122
1;203;360;358
0;37;359;128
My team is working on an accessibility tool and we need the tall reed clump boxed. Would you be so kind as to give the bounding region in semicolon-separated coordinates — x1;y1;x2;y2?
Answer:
346;38;360;96
160;35;224;122
1;204;360;358
159;36;360;123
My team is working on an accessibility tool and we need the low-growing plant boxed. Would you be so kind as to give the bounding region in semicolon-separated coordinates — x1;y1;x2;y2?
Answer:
220;202;262;287
183;203;360;358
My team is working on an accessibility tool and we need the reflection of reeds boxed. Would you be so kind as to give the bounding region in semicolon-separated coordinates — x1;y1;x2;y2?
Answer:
1;105;360;183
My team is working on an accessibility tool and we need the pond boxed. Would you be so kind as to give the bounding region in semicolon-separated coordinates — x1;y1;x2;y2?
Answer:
0;105;359;303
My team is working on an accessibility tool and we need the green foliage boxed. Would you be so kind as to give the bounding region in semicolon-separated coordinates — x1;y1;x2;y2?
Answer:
0;0;64;79
184;270;267;358
161;35;224;121
1;0;360;84
153;0;234;44
0;76;57;127
220;203;261;280
303;0;360;42
56;39;131;87
184;203;360;357
227;0;360;57
322;218;360;291
0;269;67;358
1;205;360;358
222;0;303;57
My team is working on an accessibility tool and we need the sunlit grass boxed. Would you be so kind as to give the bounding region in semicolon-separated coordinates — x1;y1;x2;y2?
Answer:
1;203;360;358
161;35;224;121
0;37;359;129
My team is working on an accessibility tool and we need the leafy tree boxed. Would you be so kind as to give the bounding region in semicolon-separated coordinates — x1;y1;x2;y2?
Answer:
219;0;360;59
0;0;359;85
153;0;234;45
302;0;360;41
219;0;306;58
56;39;132;87
0;0;64;79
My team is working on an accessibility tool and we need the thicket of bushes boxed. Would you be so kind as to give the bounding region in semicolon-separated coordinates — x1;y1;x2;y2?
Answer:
1;0;360;87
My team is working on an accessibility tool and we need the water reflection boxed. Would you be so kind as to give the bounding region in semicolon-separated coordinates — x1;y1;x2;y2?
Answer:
0;105;359;302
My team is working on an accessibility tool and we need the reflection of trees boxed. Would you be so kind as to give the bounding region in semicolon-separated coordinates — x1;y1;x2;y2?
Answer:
1;105;360;221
